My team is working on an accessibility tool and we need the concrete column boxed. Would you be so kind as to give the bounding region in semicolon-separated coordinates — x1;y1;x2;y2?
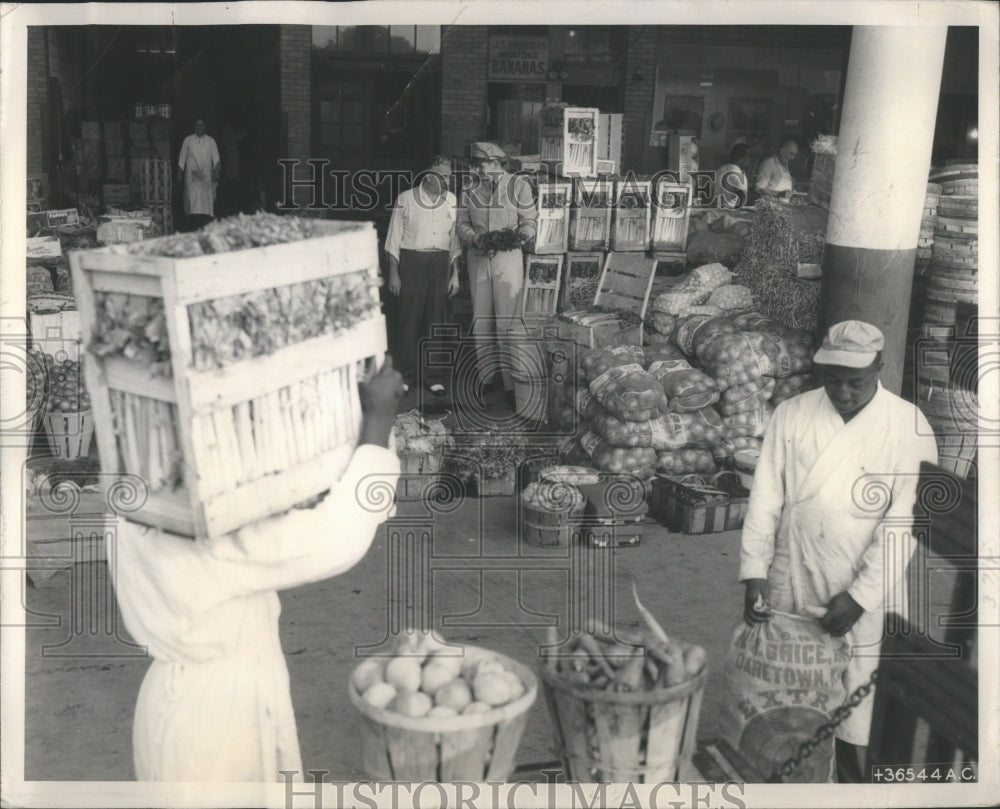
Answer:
819;26;947;394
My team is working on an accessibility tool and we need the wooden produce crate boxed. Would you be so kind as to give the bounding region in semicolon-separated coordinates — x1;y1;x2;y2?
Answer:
569;178;613;252
651;180;693;252
649;472;749;534
558;252;657;348
611;178;651;252
560;251;604;312
70;219;386;539
522;254;563;318
535;180;571;254
540;106;600;178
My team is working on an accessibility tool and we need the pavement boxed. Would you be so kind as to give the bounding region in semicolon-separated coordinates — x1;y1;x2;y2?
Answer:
22;491;745;782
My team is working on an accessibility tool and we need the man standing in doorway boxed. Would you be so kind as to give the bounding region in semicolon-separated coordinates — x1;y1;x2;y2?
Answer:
178;118;221;230
739;320;938;782
385;156;462;397
457;142;537;408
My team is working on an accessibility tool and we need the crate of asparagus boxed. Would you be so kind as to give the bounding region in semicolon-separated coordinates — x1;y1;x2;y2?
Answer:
557;253;657;348
539;105;600;179
560;252;605;312
70;213;386;539
522;254;564;318
569;178;613;251
611;178;652;252
651;180;692;252
534;180;571;254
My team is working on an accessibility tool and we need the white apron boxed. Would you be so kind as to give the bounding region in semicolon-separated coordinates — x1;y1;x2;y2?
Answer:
742;385;938;745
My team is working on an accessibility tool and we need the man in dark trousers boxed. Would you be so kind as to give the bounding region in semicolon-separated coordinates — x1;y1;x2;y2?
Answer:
385;156;461;396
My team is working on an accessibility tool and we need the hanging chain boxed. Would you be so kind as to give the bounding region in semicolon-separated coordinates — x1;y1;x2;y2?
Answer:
767;669;880;783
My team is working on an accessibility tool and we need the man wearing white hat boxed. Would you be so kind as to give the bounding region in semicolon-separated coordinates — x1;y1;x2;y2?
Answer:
739;320;938;782
457;142;537;406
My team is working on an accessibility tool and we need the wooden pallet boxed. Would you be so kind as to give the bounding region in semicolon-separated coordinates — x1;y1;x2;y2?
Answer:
70;220;385;539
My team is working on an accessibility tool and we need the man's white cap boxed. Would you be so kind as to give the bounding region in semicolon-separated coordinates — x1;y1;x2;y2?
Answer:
470;141;506;161
813;320;885;368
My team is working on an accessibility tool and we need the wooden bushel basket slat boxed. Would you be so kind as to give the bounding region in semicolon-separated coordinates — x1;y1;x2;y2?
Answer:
349;646;537;782
520;502;585;547
541;662;707;782
42;409;95;459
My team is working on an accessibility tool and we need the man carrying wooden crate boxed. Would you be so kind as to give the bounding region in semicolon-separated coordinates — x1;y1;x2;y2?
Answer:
107;360;405;782
738;321;938;782
457;142;537;408
385;156;462;397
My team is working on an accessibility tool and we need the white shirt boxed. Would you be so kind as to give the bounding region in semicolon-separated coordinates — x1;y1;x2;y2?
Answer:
178;134;221;217
754;155;794;197
384;186;461;263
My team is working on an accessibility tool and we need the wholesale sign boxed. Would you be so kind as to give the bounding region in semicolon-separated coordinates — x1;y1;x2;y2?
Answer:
488;35;548;81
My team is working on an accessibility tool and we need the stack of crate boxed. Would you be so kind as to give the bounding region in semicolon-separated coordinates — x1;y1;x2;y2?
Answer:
80;122;103;185
103;121;128;182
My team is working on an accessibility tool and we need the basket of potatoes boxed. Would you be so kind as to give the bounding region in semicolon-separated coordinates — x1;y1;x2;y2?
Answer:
348;630;537;782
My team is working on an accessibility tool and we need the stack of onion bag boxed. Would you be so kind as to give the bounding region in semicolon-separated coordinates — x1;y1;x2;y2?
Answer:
645;263;756;344
570;346;722;477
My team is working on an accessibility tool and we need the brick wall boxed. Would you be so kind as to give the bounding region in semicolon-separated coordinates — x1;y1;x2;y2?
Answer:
27;27;48;176
440;26;489;157
279;26;312;205
622;26;657;173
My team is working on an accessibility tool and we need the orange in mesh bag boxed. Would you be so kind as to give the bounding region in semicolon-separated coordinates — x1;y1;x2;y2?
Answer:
588;365;667;422
719;612;851;783
648;358;720;413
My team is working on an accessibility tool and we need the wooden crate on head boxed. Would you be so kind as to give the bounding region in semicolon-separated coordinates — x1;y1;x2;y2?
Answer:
70;217;386;540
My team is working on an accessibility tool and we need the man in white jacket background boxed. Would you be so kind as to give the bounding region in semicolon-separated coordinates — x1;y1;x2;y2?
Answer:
739;320;938;782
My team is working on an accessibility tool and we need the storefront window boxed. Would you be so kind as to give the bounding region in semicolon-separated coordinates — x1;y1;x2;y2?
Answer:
562;27;620;63
312;25;439;54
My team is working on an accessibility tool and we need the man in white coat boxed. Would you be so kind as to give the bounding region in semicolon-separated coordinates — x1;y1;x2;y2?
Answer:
108;357;404;782
739;320;938;782
178;118;222;230
456;142;537;408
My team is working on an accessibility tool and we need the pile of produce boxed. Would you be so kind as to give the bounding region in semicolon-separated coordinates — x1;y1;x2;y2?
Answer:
543;584;706;692
528;259;559;284
478;227;524;258
445;429;538;485
352;630;528;718
89;293;172;377
126;213;340;257
41;357;91;414
392;410;452;457
736;198;825;330
521;480;586;513
558;304;821;480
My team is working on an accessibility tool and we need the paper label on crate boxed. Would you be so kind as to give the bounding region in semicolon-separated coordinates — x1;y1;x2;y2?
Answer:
580;431;602;456
760;334;793;377
588;364;644;398
575;388;594;415
648;417;677;450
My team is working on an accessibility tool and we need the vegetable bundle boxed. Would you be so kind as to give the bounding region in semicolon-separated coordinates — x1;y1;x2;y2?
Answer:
187;271;381;372
588;365;667;422
543;587;706;693
90;293;172;377
647;359;720;413
392;409;452;457
528;260;559;284
127;213;327;257
478;228;523;258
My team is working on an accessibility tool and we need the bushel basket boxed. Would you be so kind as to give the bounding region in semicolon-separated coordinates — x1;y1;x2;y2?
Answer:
541;661;707;782
349;646;537;782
